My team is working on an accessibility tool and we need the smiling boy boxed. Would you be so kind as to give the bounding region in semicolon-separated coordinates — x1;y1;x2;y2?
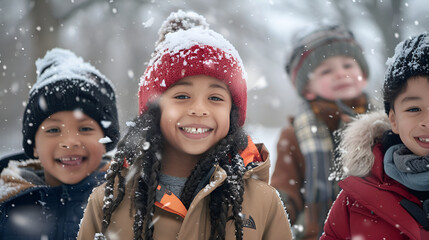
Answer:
0;48;119;240
33;111;107;186
321;32;429;240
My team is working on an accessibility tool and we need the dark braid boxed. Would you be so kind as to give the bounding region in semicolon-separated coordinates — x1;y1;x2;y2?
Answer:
132;105;163;240
229;153;246;239
100;103;163;240
209;188;222;238
142;153;161;240
101;132;128;233
180;105;248;239
101;103;248;240
132;178;146;240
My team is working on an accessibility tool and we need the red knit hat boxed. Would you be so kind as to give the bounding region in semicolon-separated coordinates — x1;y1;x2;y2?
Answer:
138;10;247;126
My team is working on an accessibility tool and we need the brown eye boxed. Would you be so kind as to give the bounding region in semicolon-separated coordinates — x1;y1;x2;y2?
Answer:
320;69;332;75
209;96;223;101
46;128;60;133
343;63;353;68
406;107;420;112
174;95;190;99
80;127;94;132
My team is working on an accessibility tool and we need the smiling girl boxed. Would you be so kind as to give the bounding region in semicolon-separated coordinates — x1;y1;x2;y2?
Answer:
77;10;292;240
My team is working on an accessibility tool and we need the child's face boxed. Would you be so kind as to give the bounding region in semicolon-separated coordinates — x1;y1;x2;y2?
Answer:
304;56;367;101
389;76;429;156
33;111;106;186
159;75;232;157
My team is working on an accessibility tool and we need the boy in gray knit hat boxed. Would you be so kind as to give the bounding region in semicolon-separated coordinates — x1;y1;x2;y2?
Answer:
271;24;375;240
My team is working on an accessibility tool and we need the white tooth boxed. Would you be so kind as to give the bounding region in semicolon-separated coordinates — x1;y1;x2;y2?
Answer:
183;127;210;134
419;137;429;142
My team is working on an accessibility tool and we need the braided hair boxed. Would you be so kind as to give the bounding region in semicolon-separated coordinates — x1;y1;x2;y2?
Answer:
98;102;248;240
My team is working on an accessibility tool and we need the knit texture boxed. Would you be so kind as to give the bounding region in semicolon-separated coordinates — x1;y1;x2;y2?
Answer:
384;32;429;114
22;48;119;158
286;25;369;96
138;10;247;126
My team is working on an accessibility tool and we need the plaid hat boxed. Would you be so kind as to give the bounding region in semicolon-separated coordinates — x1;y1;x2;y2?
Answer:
22;48;119;158
383;32;429;115
286;25;369;97
138;10;248;126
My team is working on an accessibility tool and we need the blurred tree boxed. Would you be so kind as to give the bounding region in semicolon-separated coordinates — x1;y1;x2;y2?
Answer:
1;0;428;156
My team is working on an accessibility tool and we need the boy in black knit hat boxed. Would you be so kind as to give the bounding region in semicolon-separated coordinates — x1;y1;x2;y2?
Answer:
0;48;119;239
321;32;429;239
270;24;375;240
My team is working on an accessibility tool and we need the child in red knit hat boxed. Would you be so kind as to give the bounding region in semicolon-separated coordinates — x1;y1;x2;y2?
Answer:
78;10;292;240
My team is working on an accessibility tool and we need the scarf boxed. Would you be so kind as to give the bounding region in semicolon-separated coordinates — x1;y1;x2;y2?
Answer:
384;144;429;191
294;100;336;205
294;95;370;227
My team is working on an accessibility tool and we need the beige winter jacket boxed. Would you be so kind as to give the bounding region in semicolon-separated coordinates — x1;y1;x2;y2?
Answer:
78;142;293;240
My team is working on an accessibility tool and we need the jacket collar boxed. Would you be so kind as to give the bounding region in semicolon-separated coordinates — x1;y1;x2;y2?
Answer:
154;137;270;218
309;94;369;132
339;111;423;239
0;158;108;202
338;111;391;178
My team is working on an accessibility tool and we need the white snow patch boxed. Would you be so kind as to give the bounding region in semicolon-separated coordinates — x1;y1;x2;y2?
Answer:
126;121;136;127
101;120;112;128
99;136;112;144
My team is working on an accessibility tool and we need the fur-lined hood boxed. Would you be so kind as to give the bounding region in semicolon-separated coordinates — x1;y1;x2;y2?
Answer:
336;111;391;178
0;159;45;202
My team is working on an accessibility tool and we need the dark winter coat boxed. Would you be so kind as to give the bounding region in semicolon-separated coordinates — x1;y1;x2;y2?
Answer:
0;157;109;240
321;111;429;240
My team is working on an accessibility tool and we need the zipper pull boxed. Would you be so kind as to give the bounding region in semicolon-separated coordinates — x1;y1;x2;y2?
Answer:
60;186;70;205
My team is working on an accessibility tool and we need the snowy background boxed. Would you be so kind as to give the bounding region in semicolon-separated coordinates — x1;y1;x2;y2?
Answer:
1;0;429;176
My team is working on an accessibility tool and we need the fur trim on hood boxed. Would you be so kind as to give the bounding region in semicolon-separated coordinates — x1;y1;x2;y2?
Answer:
332;111;391;180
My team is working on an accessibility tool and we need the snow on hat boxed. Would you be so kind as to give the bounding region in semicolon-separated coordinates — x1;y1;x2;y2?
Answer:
22;48;119;158
286;25;369;97
383;32;429;115
138;10;248;126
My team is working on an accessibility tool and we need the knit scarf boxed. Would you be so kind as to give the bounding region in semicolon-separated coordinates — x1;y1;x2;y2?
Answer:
294;95;370;226
294;100;337;204
384;144;429;191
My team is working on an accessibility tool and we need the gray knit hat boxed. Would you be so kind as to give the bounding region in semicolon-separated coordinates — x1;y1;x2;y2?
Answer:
286;25;369;97
383;32;429;115
22;48;120;158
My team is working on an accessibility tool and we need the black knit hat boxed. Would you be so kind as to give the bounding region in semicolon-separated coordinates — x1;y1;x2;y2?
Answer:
22;48;120;158
383;32;429;115
286;24;369;97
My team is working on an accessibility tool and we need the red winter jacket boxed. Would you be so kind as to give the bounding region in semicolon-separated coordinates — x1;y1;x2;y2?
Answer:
321;112;429;240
